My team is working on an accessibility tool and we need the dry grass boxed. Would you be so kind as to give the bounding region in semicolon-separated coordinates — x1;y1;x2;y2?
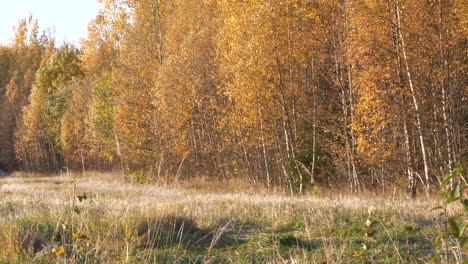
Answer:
0;171;452;263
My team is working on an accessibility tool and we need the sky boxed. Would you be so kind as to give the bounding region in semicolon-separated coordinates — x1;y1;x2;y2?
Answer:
0;0;100;45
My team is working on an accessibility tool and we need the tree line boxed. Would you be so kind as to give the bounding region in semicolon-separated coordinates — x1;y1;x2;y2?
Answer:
0;0;466;195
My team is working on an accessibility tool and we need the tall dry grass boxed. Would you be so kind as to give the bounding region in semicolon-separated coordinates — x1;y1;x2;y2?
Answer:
0;171;447;263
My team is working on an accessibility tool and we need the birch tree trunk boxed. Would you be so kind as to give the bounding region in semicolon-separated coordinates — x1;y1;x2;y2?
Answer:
394;0;431;191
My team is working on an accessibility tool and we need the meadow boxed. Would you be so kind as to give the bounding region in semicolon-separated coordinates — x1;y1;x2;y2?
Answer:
0;172;463;263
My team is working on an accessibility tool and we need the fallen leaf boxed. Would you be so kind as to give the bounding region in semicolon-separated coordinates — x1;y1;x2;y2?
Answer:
55;247;65;255
72;233;88;239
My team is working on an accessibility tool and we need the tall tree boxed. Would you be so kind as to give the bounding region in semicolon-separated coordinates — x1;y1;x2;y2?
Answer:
0;15;49;171
15;45;83;171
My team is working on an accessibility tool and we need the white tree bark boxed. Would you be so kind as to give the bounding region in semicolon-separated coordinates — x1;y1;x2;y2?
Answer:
394;0;431;191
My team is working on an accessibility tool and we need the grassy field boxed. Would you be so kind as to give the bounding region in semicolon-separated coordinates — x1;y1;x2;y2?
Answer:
0;172;462;263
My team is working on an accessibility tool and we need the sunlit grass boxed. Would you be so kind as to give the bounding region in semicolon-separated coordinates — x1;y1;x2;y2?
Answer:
0;172;446;263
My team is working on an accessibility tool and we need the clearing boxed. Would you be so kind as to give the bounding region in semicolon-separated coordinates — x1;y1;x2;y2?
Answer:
0;172;457;263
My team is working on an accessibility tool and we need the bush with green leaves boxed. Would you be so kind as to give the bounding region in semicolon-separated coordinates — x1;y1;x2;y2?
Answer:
431;163;467;263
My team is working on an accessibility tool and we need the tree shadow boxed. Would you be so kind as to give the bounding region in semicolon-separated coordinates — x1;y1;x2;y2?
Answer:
276;234;322;250
134;215;247;251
